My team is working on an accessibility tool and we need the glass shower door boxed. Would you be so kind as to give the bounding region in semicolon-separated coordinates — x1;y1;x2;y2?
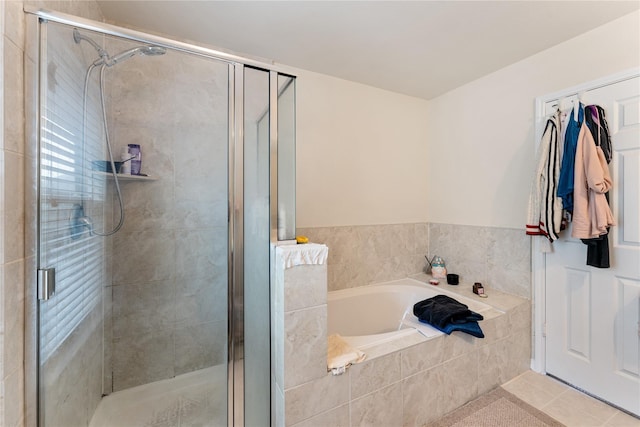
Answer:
37;21;111;427
36;20;231;427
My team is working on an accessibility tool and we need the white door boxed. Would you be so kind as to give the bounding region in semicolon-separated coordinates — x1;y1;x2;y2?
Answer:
544;76;640;416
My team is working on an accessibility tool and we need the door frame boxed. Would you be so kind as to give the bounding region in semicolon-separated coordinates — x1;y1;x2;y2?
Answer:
531;67;640;374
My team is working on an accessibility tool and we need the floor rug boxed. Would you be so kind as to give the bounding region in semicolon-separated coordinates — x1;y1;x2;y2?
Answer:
429;387;565;427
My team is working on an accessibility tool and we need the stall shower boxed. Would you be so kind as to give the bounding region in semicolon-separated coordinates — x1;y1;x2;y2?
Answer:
26;9;295;427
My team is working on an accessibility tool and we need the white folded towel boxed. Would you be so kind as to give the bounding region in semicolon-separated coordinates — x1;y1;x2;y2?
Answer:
277;243;329;269
327;334;366;375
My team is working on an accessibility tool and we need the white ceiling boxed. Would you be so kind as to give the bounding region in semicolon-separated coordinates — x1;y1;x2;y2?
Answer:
95;1;639;100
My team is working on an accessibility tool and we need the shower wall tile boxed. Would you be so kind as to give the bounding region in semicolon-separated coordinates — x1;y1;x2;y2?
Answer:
5;1;25;50
176;275;226;326
112;230;176;285
2;150;25;264
112;329;175;391
2;260;25;376
108;50;231;390
3;367;25;427
3;37;25;155
116;180;176;234
174;320;226;376
112;280;176;339
174;199;227;229
174;228;222;279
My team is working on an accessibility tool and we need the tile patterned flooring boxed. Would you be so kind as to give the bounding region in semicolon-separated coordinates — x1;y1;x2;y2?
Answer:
503;371;640;427
87;365;638;426
89;365;226;427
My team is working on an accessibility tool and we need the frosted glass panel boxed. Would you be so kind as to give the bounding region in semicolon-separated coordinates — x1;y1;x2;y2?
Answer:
278;75;296;240
244;67;271;425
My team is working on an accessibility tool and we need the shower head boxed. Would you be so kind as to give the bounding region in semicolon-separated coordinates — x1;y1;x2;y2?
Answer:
73;28;109;59
73;28;166;67
108;45;167;66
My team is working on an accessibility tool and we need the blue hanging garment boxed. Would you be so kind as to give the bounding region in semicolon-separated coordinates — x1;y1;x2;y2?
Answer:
557;103;584;213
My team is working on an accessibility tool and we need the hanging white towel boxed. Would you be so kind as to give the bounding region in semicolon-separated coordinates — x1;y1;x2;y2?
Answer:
277;243;328;269
327;334;366;375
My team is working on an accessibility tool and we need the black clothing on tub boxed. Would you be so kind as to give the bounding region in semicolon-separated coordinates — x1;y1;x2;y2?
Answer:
413;295;484;338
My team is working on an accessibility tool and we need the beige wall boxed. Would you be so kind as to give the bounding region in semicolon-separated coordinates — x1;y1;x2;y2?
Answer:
291;11;639;231
426;10;640;229
294;69;430;228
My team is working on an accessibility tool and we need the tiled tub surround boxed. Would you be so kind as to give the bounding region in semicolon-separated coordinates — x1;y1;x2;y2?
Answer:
274;244;531;427
297;222;531;299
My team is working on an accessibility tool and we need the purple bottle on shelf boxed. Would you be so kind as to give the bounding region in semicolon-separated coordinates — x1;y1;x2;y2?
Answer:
128;144;142;175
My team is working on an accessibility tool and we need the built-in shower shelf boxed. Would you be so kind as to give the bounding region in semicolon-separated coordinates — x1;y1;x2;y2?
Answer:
96;172;157;182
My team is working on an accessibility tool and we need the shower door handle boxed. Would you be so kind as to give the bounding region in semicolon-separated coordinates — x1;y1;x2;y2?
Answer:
38;268;56;301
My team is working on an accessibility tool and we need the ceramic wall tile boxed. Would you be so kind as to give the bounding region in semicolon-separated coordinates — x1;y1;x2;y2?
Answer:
115;180;175;234
290;404;349;427
112;280;176;339
402;367;448;426
488;267;531;298
350;352;401;399
112;230;176;285
2;360;25;427
429;223;532;298
174;199;228;229
112;329;175;391
414;222;430;255
2;260;24;375
508;300;532;334
487;227;530;272
176;274;226;326
284;264;327;312
350;382;403;427
5;1;26;50
297;223;480;292
441;329;479;360
284;305;327;389
2;151;24;264
174;228;223;280
477;337;512;395
284;372;349;426
478;308;510;344
441;352;479;414
4;37;25;155
174;320;225;375
400;335;445;378
506;330;532;380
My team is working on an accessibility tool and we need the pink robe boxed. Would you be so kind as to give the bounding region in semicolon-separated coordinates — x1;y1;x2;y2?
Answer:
571;123;615;239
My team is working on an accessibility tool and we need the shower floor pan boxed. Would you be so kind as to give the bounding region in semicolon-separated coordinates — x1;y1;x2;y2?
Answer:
89;364;226;427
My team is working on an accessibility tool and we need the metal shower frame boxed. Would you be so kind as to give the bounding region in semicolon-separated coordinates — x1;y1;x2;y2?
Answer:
24;7;294;427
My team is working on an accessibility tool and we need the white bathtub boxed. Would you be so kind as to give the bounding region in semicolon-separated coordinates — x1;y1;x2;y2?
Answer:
327;278;494;350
